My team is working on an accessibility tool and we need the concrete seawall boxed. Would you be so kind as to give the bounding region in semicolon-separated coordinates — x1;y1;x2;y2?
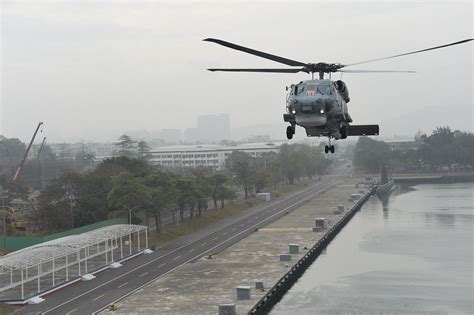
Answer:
111;178;372;314
249;188;375;315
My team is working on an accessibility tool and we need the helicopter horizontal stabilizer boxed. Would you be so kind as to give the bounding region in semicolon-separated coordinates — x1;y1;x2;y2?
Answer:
346;125;379;136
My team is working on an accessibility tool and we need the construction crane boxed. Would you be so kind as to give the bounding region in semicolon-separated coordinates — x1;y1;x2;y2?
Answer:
12;121;43;183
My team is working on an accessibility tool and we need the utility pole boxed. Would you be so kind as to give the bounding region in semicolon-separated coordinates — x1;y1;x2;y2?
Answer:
37;137;47;191
68;188;75;229
1;195;7;252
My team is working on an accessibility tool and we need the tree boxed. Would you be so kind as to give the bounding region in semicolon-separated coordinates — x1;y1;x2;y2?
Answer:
107;171;152;223
95;156;150;178
353;137;391;173
278;144;304;184
209;173;228;209
227;151;254;199
143;172;177;232
137;141;152;160
191;168;212;217
32;172;84;231
115;135;137;158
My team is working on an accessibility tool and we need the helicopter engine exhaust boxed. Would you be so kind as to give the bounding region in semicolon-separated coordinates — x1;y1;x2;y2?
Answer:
336;80;350;103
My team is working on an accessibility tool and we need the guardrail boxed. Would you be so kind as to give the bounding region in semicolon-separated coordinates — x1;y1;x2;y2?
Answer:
248;187;376;315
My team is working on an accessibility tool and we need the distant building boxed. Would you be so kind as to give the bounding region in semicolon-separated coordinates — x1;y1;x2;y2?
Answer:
149;142;282;171
159;129;182;144
386;140;421;151
196;113;230;142
184;128;200;143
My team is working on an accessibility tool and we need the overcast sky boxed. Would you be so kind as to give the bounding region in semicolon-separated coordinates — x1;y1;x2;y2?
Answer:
1;0;472;142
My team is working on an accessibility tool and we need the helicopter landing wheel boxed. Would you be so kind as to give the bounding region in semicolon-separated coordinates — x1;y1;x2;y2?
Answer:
340;126;347;139
286;125;294;140
324;145;335;154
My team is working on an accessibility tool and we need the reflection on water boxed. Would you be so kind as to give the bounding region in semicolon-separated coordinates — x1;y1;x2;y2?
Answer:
272;183;474;314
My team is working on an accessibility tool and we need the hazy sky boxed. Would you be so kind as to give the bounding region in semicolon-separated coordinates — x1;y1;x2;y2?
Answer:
1;0;472;142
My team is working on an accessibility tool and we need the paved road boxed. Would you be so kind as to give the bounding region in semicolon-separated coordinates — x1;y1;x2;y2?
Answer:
17;175;342;315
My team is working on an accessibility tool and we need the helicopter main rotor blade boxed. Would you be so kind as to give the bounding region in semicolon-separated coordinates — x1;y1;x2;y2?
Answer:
207;68;304;73
344;38;473;67
204;38;307;67
338;69;416;73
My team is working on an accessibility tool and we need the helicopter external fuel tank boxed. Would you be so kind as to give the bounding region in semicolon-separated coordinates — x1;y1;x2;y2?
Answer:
336;80;350;103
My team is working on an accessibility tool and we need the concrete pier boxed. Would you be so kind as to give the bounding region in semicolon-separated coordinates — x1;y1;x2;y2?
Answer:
111;177;369;314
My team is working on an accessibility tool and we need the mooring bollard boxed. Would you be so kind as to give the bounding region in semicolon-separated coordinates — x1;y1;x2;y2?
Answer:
236;286;251;300
289;244;299;254
255;281;264;290
219;303;236;315
280;254;292;261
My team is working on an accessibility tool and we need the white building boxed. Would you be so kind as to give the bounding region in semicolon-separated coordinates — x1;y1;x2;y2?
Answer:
149;142;283;171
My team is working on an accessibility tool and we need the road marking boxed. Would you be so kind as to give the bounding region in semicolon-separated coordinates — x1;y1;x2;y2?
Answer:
66;309;77;315
158;263;166;268
93;181;340;314
188;248;195;253
42;178;340;314
92;294;104;301
247;219;252;223
118;282;128;288
139;272;148;277
211;237;217;241
240;224;244;227
173;255;181;260
223;232;228;235
201;242;207;246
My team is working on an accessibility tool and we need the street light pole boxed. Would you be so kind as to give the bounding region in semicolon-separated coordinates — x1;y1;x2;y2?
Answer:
128;205;141;225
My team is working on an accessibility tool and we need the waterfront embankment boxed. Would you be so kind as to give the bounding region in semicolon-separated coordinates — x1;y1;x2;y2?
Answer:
111;176;370;314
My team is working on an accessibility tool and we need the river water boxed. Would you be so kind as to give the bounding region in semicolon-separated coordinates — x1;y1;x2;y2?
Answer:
272;183;474;314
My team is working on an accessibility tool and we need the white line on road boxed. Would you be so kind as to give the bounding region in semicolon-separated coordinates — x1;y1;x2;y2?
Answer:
211;237;217;241
188;248;195;253
201;242;207;246
139;272;148;277
158;263;166;268
173;255;181;260
66;309;77;315
118;282;128;288
223;232;228;235
93;180;340;314
92;294;104;301
41;178;339;314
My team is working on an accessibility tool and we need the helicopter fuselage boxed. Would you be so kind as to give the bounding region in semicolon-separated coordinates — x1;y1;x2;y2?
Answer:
284;79;351;140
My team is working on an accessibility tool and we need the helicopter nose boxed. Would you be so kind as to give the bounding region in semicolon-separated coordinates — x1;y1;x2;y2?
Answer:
299;97;328;114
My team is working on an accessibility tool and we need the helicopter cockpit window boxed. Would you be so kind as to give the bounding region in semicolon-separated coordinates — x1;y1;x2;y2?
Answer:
306;84;317;96
296;85;305;95
317;83;332;95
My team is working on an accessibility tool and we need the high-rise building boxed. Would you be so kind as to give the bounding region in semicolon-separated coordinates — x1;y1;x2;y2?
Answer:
196;113;230;142
159;129;182;144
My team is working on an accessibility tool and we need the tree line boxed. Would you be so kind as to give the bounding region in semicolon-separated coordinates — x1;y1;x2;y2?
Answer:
30;142;332;233
353;126;474;173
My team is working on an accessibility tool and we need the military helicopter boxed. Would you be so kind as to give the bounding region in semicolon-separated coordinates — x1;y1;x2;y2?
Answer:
204;38;473;153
